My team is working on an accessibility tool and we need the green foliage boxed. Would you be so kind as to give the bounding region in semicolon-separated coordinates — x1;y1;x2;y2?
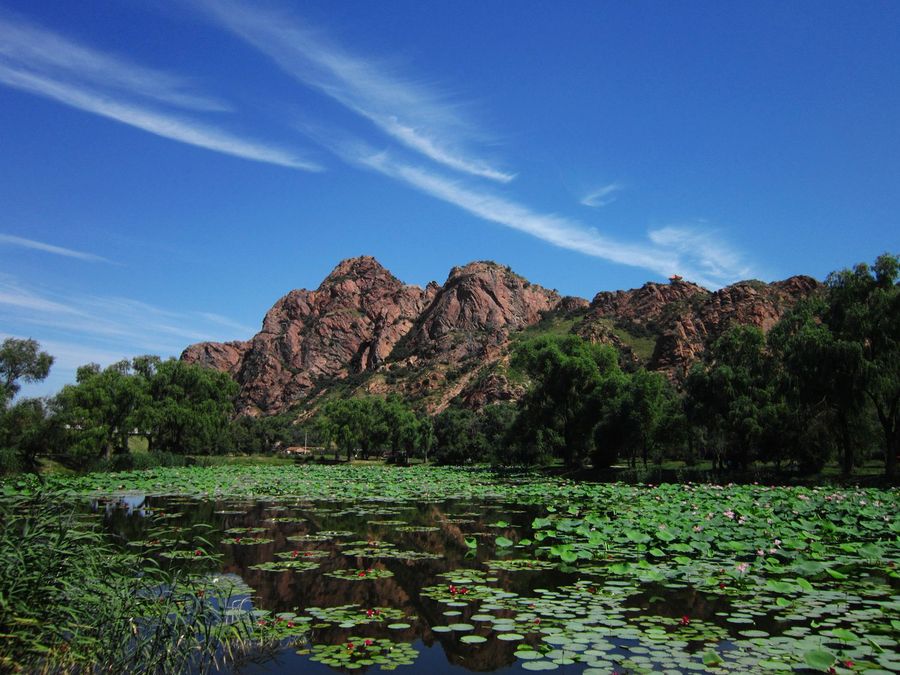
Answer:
314;396;431;463
594;368;682;469
228;413;295;454
431;403;518;465
0;398;64;475
52;357;238;469
140;359;238;455
510;335;629;467
55;359;149;462
0;491;257;673
822;253;900;478
432;407;482;464
0;337;53;405
685;325;782;470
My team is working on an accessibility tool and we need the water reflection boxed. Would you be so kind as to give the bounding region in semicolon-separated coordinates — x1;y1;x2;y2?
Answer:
102;496;574;673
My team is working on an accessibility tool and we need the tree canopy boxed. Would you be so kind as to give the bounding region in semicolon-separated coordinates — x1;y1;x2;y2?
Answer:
0;338;53;405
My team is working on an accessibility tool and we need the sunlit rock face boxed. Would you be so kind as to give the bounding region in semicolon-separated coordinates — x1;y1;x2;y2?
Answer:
576;275;822;379
182;256;820;414
182;256;434;415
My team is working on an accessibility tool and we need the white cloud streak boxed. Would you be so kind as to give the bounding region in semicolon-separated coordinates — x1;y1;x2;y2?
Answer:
0;64;321;170
0;233;111;263
328;142;749;287
198;312;257;336
648;225;753;284
196;0;513;182
581;182;624;208
0;12;229;112
0;276;255;362
0;12;321;171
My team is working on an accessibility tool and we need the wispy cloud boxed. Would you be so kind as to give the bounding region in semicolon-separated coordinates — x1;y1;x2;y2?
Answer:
648;225;753;284
323;140;748;287
0;64;320;170
0;276;255;362
581;182;624;208
198;312;257;336
0;233;111;263
195;0;513;182
0;279;82;316
0;12;229;112
0;13;321;171
357;151;675;273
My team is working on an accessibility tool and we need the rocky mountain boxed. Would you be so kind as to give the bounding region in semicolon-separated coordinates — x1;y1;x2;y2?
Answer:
574;275;822;378
183;256;435;414
181;257;821;416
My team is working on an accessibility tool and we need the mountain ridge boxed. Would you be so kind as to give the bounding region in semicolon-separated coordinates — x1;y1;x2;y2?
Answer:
181;256;821;416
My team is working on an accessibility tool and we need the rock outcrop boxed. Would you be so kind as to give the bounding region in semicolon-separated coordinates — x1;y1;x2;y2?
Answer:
401;261;564;363
575;275;822;378
182;256;822;415
182;256;434;414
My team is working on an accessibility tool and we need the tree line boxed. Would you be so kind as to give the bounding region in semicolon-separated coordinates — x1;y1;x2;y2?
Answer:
1;254;897;479
430;254;899;479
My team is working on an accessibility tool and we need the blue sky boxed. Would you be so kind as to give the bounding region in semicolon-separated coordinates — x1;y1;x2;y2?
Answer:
1;0;898;397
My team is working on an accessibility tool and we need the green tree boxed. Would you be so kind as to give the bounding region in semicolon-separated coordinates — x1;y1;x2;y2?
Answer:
768;299;866;474
595;369;678;469
0;398;64;474
0;338;53;405
684;326;782;470
318;398;367;461
822;254;900;478
479;403;516;464
511;335;627;468
55;360;148;464
229;414;293;454
433;407;484;464
140;359;238;455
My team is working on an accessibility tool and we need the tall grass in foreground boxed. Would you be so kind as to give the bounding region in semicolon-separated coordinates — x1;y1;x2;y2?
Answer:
0;492;258;673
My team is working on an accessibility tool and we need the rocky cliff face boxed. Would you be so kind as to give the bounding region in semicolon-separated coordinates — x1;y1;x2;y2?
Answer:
575;275;822;378
182;257;821;415
402;261;564;362
368;262;573;413
182;256;434;414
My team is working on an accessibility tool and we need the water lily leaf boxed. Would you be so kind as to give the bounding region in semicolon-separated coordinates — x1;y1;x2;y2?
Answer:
460;635;487;644
792;560;826;576
495;536;514;548
702;650;722;666
559;549;578;563
522;661;559;671
795;577;814;592
767;579;796;594
830;628;858;642
858;543;884;559
803;648;836;671
625;530;651;544
656;528;676;542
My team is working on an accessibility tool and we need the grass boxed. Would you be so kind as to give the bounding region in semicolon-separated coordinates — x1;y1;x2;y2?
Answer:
0;491;262;673
582;317;658;361
511;315;581;343
127;435;150;453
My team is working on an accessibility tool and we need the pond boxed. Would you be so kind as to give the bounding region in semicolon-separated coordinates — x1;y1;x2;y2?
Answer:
71;466;900;674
